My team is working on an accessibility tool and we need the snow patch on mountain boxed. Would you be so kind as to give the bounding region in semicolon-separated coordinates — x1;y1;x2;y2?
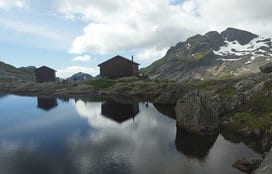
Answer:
213;37;272;59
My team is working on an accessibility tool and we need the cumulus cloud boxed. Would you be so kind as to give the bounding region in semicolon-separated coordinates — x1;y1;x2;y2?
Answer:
136;47;168;60
57;66;98;78
72;55;91;62
56;0;196;55
0;0;27;10
55;0;272;61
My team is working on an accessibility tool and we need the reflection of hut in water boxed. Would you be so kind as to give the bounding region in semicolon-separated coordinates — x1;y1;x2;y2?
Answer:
59;97;69;103
175;126;218;160
37;97;58;111
101;98;139;123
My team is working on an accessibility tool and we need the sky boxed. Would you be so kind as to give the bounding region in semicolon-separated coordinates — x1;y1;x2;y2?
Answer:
0;0;272;78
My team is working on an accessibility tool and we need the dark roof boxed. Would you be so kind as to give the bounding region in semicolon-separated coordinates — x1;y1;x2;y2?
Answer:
35;66;56;72
98;55;139;66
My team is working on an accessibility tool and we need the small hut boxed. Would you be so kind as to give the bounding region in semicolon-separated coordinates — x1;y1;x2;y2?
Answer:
98;55;139;78
35;66;56;83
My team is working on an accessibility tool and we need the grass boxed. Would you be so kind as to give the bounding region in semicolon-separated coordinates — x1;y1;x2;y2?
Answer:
153;57;166;66
218;87;237;98
88;79;116;89
225;112;272;132
248;81;272;113
193;50;210;61
223;80;272;134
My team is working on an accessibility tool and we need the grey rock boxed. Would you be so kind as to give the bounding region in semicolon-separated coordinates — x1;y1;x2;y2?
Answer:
255;148;272;174
154;85;195;104
175;90;219;135
205;31;225;51
233;158;262;173
260;62;272;74
221;27;258;45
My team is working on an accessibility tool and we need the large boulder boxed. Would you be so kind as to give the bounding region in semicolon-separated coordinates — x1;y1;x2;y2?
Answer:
175;90;219;135
260;62;272;74
154;85;195;104
233;158;262;173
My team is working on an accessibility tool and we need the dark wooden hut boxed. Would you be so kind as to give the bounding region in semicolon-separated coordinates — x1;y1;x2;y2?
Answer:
98;55;139;78
35;66;56;83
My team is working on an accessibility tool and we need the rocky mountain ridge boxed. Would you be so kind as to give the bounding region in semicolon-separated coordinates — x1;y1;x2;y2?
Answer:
0;61;35;81
143;27;272;81
67;72;93;81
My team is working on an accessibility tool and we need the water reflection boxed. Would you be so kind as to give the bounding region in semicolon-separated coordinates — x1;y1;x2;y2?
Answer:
153;104;176;119
37;97;57;111
0;95;262;174
101;98;139;123
175;126;218;160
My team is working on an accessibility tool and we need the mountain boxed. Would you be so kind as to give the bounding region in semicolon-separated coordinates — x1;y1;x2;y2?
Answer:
0;61;35;81
143;27;272;81
67;72;93;81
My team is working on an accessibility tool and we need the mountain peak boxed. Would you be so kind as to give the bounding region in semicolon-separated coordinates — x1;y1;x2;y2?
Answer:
143;27;272;82
221;27;258;45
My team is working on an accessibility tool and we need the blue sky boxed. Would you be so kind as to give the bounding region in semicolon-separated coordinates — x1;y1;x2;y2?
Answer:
0;0;271;77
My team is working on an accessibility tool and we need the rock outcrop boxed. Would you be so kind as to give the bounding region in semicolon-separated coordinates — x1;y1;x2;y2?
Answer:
255;148;272;174
175;90;219;135
260;62;272;74
233;158;262;173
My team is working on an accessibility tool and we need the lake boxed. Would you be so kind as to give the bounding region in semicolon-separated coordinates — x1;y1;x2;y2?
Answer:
0;95;261;174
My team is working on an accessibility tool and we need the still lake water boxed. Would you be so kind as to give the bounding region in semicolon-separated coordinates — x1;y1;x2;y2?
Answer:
0;95;261;174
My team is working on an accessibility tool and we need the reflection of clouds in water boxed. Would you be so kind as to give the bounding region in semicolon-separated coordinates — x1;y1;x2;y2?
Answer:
0;140;36;154
74;100;121;128
0;96;263;174
71;101;177;174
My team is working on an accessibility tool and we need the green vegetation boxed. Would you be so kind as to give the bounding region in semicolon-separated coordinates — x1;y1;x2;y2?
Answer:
218;87;237;98
193;50;210;61
225;112;272;132
184;77;239;99
224;81;272;134
249;82;272;113
153;57;166;66
88;79;116;89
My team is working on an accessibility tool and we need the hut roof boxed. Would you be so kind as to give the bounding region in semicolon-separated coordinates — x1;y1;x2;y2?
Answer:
35;66;56;72
98;55;139;66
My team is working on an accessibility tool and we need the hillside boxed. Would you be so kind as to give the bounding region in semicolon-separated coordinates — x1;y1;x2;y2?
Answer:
143;27;272;81
0;61;35;82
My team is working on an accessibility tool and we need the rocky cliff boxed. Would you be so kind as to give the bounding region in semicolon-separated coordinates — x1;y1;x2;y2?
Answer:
143;27;272;81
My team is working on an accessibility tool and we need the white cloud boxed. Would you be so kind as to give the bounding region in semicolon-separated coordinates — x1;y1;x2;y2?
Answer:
136;47;168;60
0;0;27;10
0;18;62;39
72;55;91;62
56;0;196;55
57;66;98;78
54;0;272;62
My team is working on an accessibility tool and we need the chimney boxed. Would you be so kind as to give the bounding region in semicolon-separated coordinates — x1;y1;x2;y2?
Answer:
131;55;134;63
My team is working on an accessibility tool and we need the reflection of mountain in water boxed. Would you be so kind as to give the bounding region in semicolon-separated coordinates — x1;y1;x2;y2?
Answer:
153;104;176;119
37;97;58;111
175;126;218;160
101;98;139;123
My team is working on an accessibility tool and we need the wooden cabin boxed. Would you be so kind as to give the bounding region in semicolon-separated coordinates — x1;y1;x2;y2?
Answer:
98;55;139;78
35;66;56;83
